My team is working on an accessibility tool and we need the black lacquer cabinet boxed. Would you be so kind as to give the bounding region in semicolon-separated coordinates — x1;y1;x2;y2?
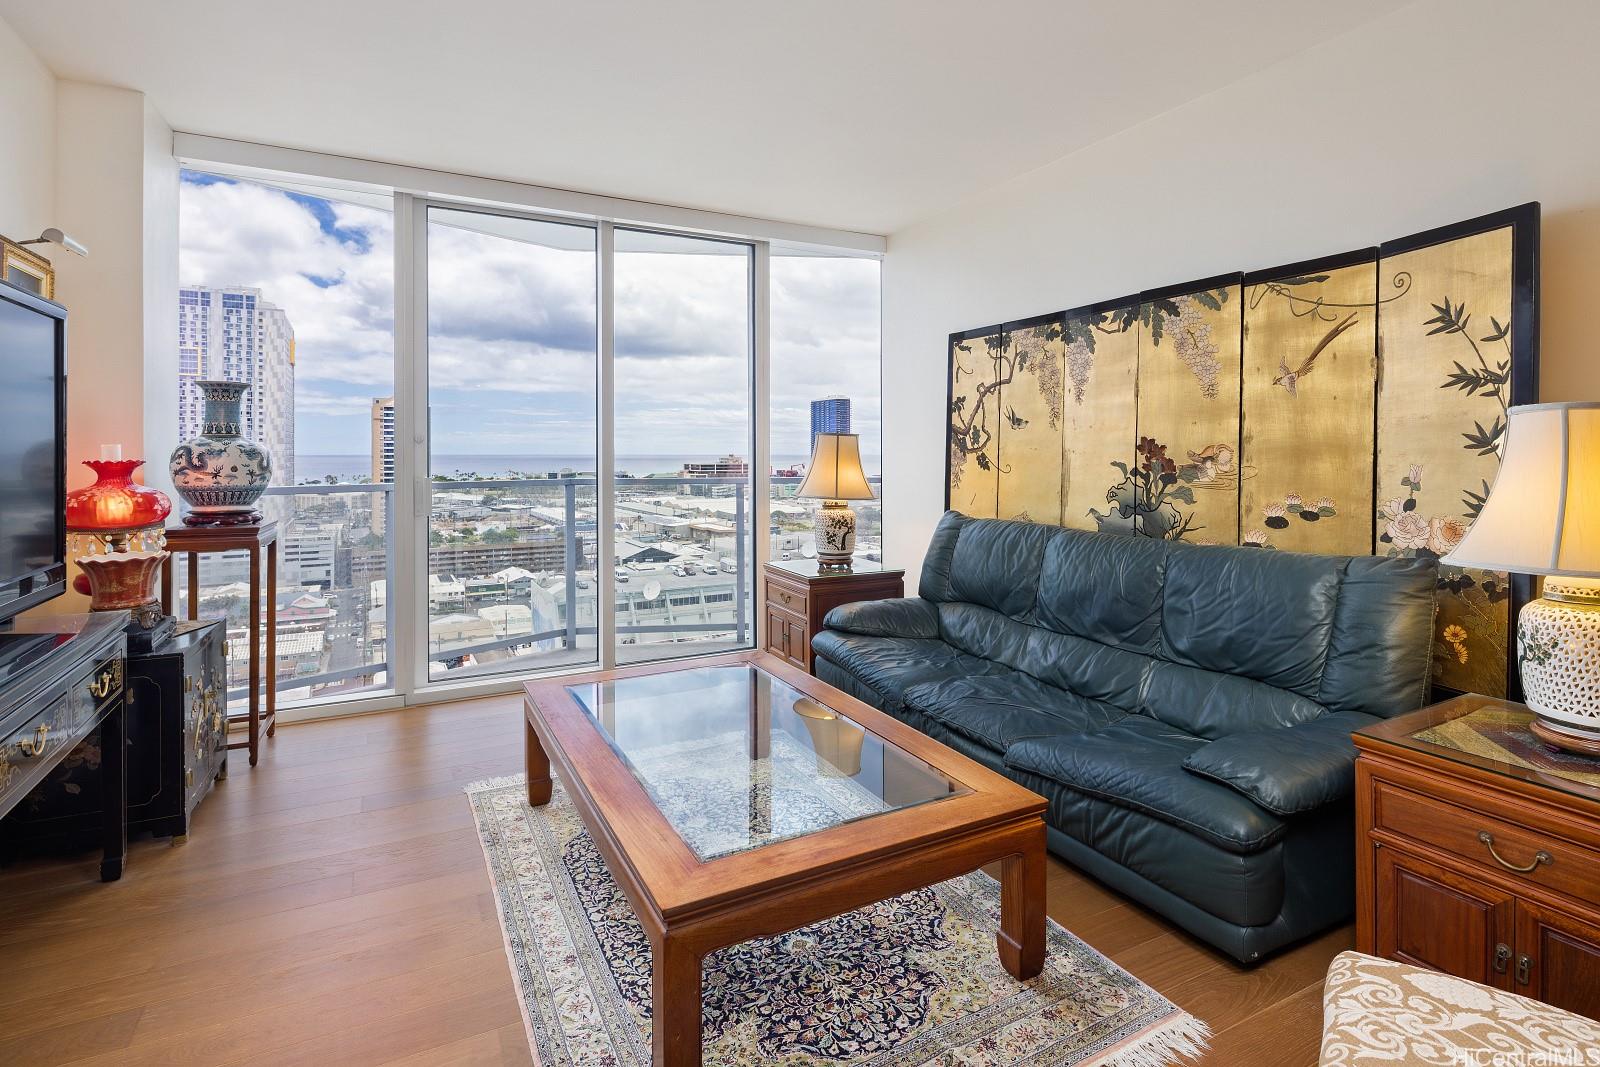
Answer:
5;619;227;850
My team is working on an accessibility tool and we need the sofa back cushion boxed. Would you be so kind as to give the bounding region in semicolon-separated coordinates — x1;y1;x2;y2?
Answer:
1034;526;1166;654
919;511;1437;725
945;517;1056;619
1159;541;1342;699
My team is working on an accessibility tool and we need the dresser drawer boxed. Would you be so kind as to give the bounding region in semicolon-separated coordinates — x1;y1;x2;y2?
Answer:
1374;781;1600;903
0;693;76;806
74;653;124;726
764;579;806;614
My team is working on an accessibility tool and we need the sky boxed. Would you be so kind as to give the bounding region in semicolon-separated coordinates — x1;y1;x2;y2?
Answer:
177;171;881;467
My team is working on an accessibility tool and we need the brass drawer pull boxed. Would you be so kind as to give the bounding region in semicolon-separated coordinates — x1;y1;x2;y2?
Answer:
1478;831;1552;873
88;670;114;699
16;723;49;757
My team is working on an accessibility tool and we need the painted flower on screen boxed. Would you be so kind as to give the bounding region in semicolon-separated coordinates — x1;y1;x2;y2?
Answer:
1385;511;1431;551
1427;516;1468;556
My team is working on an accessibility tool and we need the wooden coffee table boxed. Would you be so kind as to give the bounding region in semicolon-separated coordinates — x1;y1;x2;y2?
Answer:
523;650;1047;1067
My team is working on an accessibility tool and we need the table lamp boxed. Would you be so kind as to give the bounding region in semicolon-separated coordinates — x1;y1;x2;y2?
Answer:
65;447;176;652
796;432;875;571
1442;402;1600;755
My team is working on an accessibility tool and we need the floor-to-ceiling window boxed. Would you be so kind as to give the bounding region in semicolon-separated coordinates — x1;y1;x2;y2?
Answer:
769;252;883;562
177;170;396;712
175;155;878;714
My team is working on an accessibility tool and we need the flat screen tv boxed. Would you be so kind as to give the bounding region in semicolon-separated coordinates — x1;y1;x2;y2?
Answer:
0;279;67;622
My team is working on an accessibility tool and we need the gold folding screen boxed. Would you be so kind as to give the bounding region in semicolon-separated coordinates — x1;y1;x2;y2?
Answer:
944;205;1539;698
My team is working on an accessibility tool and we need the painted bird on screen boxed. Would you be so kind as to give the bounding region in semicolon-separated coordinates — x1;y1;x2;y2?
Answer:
1274;311;1359;397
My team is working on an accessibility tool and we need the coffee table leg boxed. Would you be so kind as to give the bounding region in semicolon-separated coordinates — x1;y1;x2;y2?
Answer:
525;716;552;806
997;822;1046;980
651;932;703;1067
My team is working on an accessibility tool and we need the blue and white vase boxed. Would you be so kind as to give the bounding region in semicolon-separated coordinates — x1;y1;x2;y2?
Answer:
169;380;272;526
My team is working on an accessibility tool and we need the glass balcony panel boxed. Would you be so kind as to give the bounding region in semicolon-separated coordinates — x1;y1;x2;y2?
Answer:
175;486;393;712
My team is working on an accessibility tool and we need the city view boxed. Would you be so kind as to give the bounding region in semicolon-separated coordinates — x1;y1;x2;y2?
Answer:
175;172;881;707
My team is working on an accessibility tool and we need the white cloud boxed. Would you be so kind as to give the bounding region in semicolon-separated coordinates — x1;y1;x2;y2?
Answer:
179;174;880;461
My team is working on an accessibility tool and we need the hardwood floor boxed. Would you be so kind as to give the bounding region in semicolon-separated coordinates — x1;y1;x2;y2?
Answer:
0;694;1348;1065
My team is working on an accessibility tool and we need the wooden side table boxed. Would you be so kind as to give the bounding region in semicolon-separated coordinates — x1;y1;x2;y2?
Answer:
1354;695;1600;1021
762;560;904;673
160;522;278;767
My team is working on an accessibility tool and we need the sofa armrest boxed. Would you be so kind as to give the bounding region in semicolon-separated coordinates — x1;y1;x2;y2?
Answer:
822;597;939;640
1181;711;1381;816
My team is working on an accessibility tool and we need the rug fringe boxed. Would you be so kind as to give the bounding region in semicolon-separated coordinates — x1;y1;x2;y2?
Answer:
464;772;527;794
1090;1012;1211;1067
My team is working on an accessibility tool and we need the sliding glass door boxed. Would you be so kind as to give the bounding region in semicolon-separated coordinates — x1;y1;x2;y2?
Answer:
612;229;755;663
424;208;599;680
418;213;755;684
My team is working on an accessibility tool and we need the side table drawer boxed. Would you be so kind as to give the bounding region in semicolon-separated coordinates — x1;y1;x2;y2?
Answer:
764;579;806;615
1374;781;1600;903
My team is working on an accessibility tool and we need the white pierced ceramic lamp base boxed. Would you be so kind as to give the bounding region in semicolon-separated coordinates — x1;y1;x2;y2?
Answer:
1519;577;1600;752
813;501;856;568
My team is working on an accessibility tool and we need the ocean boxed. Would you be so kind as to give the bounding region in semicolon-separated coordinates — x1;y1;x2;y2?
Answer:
293;453;882;483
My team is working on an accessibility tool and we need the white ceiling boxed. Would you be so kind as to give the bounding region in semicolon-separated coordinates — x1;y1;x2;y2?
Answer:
2;0;1409;235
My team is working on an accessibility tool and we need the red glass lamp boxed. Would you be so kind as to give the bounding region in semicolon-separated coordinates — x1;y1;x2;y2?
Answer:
65;451;172;625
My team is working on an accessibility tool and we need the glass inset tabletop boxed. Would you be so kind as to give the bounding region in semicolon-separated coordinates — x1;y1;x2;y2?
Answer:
567;664;967;860
1358;698;1600;805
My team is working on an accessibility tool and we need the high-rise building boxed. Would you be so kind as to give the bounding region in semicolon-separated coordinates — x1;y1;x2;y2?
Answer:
809;395;851;456
177;286;296;487
371;396;396;533
371;397;396;484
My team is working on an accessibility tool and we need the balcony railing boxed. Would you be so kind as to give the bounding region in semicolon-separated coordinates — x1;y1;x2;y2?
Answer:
183;474;879;707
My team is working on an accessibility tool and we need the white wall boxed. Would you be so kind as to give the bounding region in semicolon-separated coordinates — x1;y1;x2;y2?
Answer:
3;11;190;618
0;14;53;239
53;82;178;490
882;0;1600;591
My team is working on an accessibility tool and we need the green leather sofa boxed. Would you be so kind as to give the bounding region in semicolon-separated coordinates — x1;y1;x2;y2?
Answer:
812;511;1438;963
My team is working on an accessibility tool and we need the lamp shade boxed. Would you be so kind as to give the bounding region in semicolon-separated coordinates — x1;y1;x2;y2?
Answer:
796;433;874;501
65;459;172;533
1442;402;1600;577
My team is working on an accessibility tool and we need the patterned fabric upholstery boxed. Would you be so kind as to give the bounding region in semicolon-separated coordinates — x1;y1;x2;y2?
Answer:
1320;951;1600;1065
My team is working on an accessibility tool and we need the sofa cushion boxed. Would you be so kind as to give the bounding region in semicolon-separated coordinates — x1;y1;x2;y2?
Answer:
1004;716;1287;854
903;672;1125;754
936;602;1034;666
1317;555;1439;717
1020;626;1151;710
1141;659;1327;740
1159;541;1342;699
808;630;1003;708
1032;527;1166;654
946;517;1056;620
916;510;968;604
1182;710;1381;815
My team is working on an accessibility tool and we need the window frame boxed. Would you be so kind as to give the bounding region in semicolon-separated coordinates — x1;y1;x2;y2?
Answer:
176;137;878;720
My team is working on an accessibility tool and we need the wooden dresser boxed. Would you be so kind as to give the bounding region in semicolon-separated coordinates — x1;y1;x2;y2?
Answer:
1354;696;1600;1020
762;560;904;673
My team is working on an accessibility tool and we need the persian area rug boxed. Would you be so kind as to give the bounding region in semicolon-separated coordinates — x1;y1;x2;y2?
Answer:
465;769;1208;1067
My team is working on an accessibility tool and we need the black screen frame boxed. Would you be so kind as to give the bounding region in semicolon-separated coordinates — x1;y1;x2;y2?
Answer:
0;278;67;624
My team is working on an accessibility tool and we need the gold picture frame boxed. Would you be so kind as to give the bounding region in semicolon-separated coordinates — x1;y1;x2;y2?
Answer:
1;237;54;300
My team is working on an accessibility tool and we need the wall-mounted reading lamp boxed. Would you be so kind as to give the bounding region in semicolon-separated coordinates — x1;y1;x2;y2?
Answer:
20;228;89;258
